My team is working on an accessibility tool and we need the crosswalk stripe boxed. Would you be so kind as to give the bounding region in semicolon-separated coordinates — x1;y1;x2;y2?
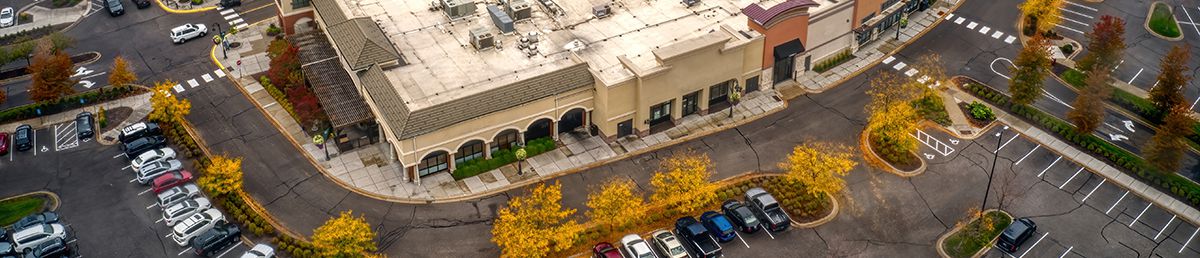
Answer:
173;84;185;93
954;17;965;24
893;62;907;70
235;23;249;30
229;18;245;25
966;22;978;29
202;74;214;82
224;14;240;20
188;79;199;88
1004;35;1017;44
904;68;918;77
883;56;895;64
945;13;954;20
979;26;991;34
220;9;236;15
214;69;226;78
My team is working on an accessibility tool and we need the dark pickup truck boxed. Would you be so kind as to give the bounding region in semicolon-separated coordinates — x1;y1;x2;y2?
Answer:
745;187;791;232
674;217;722;258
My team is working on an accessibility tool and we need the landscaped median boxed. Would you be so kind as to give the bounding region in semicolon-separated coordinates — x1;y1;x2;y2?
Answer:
936;210;1012;258
1055;67;1200;150
956;77;1200;207
0;192;59;226
1146;1;1182;40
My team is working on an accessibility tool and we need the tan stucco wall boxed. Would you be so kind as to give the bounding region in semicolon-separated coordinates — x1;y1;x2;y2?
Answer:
803;1;855;66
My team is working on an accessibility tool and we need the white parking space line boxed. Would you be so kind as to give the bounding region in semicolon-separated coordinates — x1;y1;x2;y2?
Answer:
1059;16;1090;26
32;129;36;156
113;153;126;159
760;225;775;239
1064;1;1098;11
66;239;76;244
1182;227;1199;253
1005;35;1017;44
155;218;164;224
1038;156;1062;177
121;164;132;170
1183;6;1200;37
1107;191;1129;214
1081;178;1105;203
1059;246;1073;258
1113;60;1124;71
1127;68;1143;84
1189;92;1200;111
1130;203;1152;227
980;26;991;34
129;178;138;183
215;244;239;258
955;17;966;24
967;22;978;29
1018;232;1049;258
214;69;226;78
147;203;157;210
1014;145;1040;165
883;56;895;64
1058;7;1094;19
1154;215;1176;240
137;188;153;196
1055;24;1085;34
1060;167;1084;189
735;232;750;248
995;134;1018;153
991;31;1004;39
177;247;193;256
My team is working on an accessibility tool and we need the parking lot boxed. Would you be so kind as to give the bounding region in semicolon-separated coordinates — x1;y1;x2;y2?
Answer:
0;120;262;257
913;126;1200;258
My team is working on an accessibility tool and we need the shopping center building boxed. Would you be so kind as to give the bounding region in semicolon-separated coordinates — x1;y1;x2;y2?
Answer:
275;0;925;183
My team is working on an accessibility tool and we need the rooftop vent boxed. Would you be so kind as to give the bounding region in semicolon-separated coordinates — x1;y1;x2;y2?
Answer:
537;0;563;16
487;5;515;33
441;0;477;20
592;4;611;19
470;27;495;50
504;0;532;21
682;0;700;7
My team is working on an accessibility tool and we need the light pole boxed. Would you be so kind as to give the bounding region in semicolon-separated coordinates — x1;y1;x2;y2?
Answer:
515;143;527;176
213;23;227;59
981;125;1009;211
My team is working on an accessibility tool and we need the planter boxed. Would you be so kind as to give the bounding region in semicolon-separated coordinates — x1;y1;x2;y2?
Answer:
860;130;927;177
935;209;1013;258
791;193;839;228
1145;1;1183;41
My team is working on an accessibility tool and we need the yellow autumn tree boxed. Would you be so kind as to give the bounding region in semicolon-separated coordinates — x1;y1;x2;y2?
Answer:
779;141;858;197
197;155;243;197
649;151;717;214
1020;0;1064;34
312;210;378;257
586;177;647;230
491;182;583;258
149;79;191;126
865;71;922;164
108;56;137;87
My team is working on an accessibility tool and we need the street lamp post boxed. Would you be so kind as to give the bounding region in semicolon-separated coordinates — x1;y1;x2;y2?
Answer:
515;143;528;176
213;23;227;59
981;126;1009;211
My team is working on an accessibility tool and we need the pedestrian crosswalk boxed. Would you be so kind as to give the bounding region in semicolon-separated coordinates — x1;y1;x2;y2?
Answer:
220;9;249;30
943;13;1017;45
171;69;227;94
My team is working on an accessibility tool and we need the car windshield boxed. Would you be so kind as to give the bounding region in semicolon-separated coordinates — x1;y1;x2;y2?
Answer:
738;208;759;224
669;245;686;255
42;224;52;233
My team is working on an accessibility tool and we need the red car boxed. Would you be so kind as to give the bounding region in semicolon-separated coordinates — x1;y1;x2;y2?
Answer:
0;132;8;155
151;170;194;194
591;242;621;258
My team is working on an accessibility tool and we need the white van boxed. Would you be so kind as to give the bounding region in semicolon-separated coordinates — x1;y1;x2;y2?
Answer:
163;197;211;226
171;209;224;246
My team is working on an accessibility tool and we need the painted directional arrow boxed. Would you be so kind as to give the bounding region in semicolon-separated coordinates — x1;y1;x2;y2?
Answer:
949;139;960;145
1122;120;1135;132
924;153;935;160
78;80;95;89
73;67;94;77
40;146;48;153
1109;133;1129;141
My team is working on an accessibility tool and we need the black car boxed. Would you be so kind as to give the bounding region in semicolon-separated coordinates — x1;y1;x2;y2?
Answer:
104;0;123;16
996;217;1037;253
21;238;67;258
122;135;166;158
132;0;151;9
75;112;94;139
118;122;161;144
219;0;241;7
673;217;721;258
191;223;241;257
13;124;31;152
721;199;761;233
12;212;59;231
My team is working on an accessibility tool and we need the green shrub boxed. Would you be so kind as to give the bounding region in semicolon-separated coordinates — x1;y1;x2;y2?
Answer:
1059;44;1074;56
966;101;994;121
812;49;855;73
0;85;141;125
191;0;203;5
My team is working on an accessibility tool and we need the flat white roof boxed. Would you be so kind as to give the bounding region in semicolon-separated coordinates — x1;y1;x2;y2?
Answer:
336;0;836;110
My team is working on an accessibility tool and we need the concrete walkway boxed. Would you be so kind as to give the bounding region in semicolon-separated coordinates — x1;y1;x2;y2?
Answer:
0;1;87;38
0;92;152;142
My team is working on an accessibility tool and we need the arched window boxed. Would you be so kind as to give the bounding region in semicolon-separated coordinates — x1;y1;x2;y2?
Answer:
417;151;449;177
456;140;485;164
493;129;521;153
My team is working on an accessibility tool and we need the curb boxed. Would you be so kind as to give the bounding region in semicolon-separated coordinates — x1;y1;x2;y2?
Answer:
791;192;839;228
1145;1;1184;41
0;191;62;212
859;129;927;177
0;51;103;85
154;0;216;14
934;209;1011;258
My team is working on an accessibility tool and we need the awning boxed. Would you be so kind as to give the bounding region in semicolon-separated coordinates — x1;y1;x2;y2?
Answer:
773;39;805;61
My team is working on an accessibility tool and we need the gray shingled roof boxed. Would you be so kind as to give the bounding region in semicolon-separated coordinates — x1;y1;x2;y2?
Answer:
311;0;346;25
327;18;402;71
293;31;375;128
357;66;411;139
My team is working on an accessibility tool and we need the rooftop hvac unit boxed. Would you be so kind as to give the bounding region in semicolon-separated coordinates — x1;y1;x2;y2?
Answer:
505;0;532;21
470;27;495;50
592;4;611;19
441;0;477;19
682;0;699;7
487;5;515;33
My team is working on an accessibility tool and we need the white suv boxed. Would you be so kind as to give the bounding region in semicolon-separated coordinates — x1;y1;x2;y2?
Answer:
131;147;176;171
11;223;68;253
170;23;207;44
172;208;224;246
163;197;211;226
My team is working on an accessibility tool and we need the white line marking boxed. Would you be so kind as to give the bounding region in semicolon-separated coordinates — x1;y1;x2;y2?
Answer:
202;74;214;83
1081;178;1105;203
1190;91;1200;110
1058;6;1094;19
1060;167;1084;189
263;102;278;108
1059;246;1073;258
219;9;235;15
155;218;164;224
187;79;199;88
1183;6;1200;37
1154;215;1176;240
1182;227;1199;253
223;14;239;20
883;56;895;64
1130;203;1152;227
1015;145;1040;165
1064;1;1098;11
113;153;126;158
78;72;107;81
1113;60;1124;71
177;247;192;256
147;203;157;210
214;69;226;78
945;13;954;20
904;68;919;77
1127;68;1143;84
735;232;749;248
1018;232;1049;258
995;134;1018;153
1038;156;1062;177
1107;191;1129;214
122;164;132;170
229;18;245;25
235;23;249;30
761;224;775;239
130;178;138;183
31;129;35;156
137;188;153;196
967;22;978;29
173;84;185;93
1005;35;1017;44
980;26;991;34
1059;16;1090;26
955;17;966;24
992;31;1004;39
1055;24;1086;34
215;243;239;258
893;62;907;70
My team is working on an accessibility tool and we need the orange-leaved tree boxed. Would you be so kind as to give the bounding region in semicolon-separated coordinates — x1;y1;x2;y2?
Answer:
491;182;583;258
148;79;191;126
586;177;647;231
108;56;137;87
312;210;379;257
650;151;717;215
779;141;858;197
197;155;243;197
27;41;75;103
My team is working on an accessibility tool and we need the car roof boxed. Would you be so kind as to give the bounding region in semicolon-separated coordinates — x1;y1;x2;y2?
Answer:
1002;219;1032;238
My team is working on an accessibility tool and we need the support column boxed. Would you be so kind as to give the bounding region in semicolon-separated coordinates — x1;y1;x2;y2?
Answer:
448;153;456;172
407;166;418;184
584;111;592;135
484;142;493;159
518;132;526;145
551;122;559;141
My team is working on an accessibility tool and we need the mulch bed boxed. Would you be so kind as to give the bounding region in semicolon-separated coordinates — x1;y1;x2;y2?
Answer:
99;107;132;132
868;135;922;171
958;102;994;128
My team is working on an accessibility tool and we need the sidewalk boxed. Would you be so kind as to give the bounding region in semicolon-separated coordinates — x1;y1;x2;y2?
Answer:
0;92;153;143
0;1;88;37
155;0;219;13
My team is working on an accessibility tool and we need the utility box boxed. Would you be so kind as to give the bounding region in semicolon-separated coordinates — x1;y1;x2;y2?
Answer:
505;0;532;20
470;27;495;50
441;0;476;20
487;5;514;33
592;4;610;19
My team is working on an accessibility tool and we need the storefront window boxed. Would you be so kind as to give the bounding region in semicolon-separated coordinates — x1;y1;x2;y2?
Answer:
456;141;485;164
418;151;449;177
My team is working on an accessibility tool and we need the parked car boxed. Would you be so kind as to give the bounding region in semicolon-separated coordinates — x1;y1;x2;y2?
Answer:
0;132;9;155
0;7;13;27
720;200;760;233
152;170;194;194
131;147;177;171
104;0;124;16
132;0;151;9
218;0;241;8
996;217;1038;253
12;212;59;232
171;208;224;246
21;237;68;258
238;244;275;258
591;242;621;258
14;125;32;152
699;211;736;243
156;184;201;209
137;159;183;184
170;23;207;44
744;188;790;232
673;217;721;258
620;234;657;258
649;230;689;258
119;122;161;144
163;197;212;227
123;135;167;158
0;241;14;257
191;222;240;257
10;224;67;253
75;112;94;139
